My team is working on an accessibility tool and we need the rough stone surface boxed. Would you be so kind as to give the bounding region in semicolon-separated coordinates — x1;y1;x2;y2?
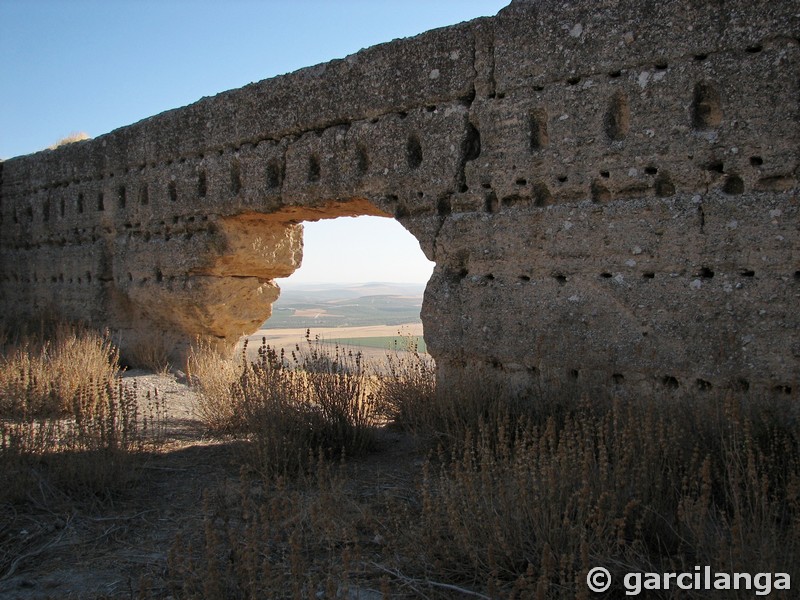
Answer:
1;0;797;397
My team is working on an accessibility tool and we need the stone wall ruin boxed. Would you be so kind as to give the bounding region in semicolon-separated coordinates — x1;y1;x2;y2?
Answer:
1;0;797;398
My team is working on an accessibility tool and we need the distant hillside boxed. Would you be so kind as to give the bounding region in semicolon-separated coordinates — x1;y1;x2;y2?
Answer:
264;282;425;328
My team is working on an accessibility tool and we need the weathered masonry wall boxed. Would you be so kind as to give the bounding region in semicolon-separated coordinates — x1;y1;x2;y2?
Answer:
1;0;798;397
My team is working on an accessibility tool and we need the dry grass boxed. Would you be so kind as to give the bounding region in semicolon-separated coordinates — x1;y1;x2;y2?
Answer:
0;323;168;590
188;332;379;479
164;458;384;599
375;336;436;431
186;338;243;433
408;391;800;597
126;332;172;374
2;323;796;598
48;131;90;150
0;323;166;508
172;348;799;599
0;322;120;417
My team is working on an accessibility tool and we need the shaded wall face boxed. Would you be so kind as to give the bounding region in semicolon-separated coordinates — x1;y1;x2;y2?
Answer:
0;0;798;396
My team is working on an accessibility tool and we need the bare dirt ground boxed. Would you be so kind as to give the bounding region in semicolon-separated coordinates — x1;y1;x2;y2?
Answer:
0;370;422;600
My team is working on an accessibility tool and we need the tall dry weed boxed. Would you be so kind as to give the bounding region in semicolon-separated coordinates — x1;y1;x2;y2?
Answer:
408;389;800;597
377;336;436;430
153;348;800;598
0;323;120;417
165;458;379;599
126;331;172;373
48;131;90;149
0;324;166;506
188;332;379;479
186;338;244;433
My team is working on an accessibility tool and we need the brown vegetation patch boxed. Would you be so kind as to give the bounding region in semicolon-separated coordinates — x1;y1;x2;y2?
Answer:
1;326;798;598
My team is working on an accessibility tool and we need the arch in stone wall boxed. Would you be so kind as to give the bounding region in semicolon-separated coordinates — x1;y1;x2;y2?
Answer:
1;0;798;396
115;197;405;363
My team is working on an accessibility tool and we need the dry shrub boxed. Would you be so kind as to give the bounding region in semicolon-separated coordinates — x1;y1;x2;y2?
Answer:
48;131;90;149
155;353;800;598
376;336;436;430
0;322;120;417
186;338;243;434
188;332;379;479
168;341;800;598
382;363;527;454
291;333;376;454
0;324;166;507
408;390;800;598
1;382;166;504
164;460;381;600
126;332;172;373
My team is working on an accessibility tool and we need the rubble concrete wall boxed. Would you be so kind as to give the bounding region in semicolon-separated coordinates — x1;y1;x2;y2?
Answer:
1;0;797;397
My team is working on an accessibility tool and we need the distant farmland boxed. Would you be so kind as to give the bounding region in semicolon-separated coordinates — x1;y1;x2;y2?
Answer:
245;324;427;365
264;282;425;329
323;335;426;353
249;283;427;361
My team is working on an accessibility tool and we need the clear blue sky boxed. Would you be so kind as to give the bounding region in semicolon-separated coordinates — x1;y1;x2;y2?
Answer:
0;0;509;284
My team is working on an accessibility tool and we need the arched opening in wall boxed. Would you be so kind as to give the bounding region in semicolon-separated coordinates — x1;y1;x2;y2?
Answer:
247;213;434;366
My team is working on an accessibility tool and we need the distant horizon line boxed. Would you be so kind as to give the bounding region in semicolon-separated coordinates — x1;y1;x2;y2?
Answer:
277;280;429;287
